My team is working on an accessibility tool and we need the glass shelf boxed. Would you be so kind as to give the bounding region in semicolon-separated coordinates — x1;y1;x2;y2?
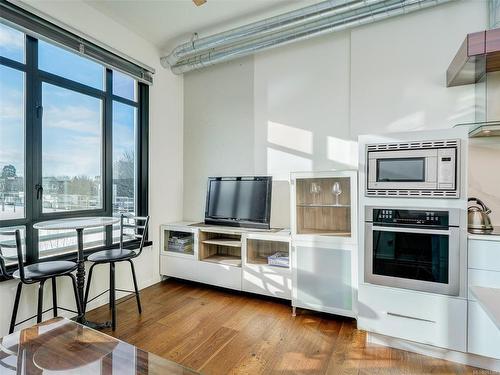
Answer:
454;121;500;138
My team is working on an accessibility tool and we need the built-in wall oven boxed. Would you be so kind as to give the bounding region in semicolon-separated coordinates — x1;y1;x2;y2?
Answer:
365;206;460;296
366;139;459;198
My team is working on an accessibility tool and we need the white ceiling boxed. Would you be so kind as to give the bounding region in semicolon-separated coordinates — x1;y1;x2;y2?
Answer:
84;0;319;54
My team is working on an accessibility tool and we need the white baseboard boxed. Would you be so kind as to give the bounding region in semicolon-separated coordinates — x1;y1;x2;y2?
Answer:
367;332;500;373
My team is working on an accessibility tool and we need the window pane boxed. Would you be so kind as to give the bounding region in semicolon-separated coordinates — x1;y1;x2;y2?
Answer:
39;40;104;90
42;83;103;213
0;65;25;220
38;228;104;259
113;70;136;101
0;226;26;266
112;101;137;242
0;23;24;63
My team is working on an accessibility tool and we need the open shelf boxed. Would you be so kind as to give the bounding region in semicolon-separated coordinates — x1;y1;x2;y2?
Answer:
199;231;242;267
202;239;241;247
295;177;352;236
247;239;289;268
203;254;242;267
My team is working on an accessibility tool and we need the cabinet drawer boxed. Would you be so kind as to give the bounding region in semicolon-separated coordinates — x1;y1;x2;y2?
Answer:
468;301;500;359
468;269;500;300
160;255;242;291
242;265;291;300
358;285;466;351
469;240;500;272
161;255;198;281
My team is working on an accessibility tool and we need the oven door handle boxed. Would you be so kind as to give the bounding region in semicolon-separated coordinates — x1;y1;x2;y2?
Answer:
371;225;452;235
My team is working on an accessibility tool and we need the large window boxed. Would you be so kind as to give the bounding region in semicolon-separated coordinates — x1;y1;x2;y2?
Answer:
0;21;148;267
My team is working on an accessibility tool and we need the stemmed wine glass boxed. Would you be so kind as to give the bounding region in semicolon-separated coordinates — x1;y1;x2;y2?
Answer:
332;182;342;206
310;182;321;195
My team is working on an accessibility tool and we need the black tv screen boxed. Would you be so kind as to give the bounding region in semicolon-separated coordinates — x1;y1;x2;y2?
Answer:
205;177;272;229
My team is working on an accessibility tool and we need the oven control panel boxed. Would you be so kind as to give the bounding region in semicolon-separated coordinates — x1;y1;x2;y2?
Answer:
373;208;449;226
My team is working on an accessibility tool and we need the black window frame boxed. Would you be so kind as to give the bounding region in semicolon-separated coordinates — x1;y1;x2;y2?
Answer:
0;28;149;280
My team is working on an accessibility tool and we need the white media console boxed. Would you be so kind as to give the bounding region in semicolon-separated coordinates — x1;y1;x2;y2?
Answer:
159;170;359;318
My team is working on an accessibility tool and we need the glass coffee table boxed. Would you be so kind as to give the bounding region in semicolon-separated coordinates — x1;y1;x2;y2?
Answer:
0;317;198;374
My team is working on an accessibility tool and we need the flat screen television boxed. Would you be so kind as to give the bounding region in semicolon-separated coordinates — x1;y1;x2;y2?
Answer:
204;176;272;229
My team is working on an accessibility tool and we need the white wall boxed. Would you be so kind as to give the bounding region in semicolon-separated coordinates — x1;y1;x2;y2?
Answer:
183;58;255;222
0;0;183;336
183;0;488;226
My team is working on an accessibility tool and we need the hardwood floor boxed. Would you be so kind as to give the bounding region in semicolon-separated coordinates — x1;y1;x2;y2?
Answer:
86;279;480;375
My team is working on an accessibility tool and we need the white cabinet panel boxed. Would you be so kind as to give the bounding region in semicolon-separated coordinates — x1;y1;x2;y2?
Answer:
161;254;195;280
469;240;500;272
242;264;291;300
468;301;500;359
292;242;354;316
160;255;242;291
358;284;467;352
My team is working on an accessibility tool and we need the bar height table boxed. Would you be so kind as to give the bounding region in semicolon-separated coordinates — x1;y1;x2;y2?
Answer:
33;217;120;328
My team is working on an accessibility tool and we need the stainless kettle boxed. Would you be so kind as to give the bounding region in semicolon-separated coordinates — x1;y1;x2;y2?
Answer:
468;197;494;234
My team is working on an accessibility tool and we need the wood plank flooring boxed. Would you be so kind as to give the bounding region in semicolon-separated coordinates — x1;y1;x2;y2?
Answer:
85;278;481;375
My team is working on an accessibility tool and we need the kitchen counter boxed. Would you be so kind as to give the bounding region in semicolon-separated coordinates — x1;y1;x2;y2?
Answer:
468;227;500;241
470;286;500;330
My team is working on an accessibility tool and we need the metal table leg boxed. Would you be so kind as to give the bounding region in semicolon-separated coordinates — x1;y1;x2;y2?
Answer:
74;228;111;330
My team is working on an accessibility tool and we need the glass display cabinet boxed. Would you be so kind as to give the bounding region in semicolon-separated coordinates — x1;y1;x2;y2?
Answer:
290;170;358;317
291;170;357;242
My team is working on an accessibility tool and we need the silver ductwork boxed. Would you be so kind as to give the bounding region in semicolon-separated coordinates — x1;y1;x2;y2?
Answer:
162;0;451;74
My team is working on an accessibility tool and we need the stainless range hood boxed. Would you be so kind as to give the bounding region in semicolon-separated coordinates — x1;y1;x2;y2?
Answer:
452;2;500;138
454;70;500;138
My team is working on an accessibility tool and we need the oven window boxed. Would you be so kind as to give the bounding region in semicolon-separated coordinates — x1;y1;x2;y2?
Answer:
372;230;449;283
376;158;425;182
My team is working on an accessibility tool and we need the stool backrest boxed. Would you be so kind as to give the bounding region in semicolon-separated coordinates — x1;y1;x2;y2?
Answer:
0;230;24;280
119;214;150;257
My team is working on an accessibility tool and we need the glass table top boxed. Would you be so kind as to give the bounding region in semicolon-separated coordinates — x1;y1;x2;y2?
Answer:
0;317;198;375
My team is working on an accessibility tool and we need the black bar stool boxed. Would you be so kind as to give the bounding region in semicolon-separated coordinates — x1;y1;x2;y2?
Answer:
84;214;150;330
0;229;82;334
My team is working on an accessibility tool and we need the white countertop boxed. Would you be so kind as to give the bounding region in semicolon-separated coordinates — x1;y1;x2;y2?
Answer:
470;286;500;330
468;227;500;242
164;221;290;236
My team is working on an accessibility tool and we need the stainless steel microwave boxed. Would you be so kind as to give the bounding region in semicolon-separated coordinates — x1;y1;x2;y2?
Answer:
366;139;459;198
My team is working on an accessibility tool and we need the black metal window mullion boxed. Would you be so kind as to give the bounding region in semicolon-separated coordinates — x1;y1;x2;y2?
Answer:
104;69;113;247
25;35;38;264
137;83;149;219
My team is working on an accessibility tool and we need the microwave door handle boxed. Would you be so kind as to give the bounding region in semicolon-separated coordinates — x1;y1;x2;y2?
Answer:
371;226;451;235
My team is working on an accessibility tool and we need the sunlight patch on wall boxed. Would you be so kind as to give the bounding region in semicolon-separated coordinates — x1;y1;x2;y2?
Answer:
326;136;358;168
267;121;313;154
387;111;425;132
267;147;312;180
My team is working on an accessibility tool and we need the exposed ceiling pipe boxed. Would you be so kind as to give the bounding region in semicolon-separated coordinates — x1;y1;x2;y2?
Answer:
163;0;379;67
162;0;451;74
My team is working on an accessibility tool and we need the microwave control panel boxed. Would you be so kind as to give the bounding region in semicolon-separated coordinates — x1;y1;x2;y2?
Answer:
437;147;456;190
